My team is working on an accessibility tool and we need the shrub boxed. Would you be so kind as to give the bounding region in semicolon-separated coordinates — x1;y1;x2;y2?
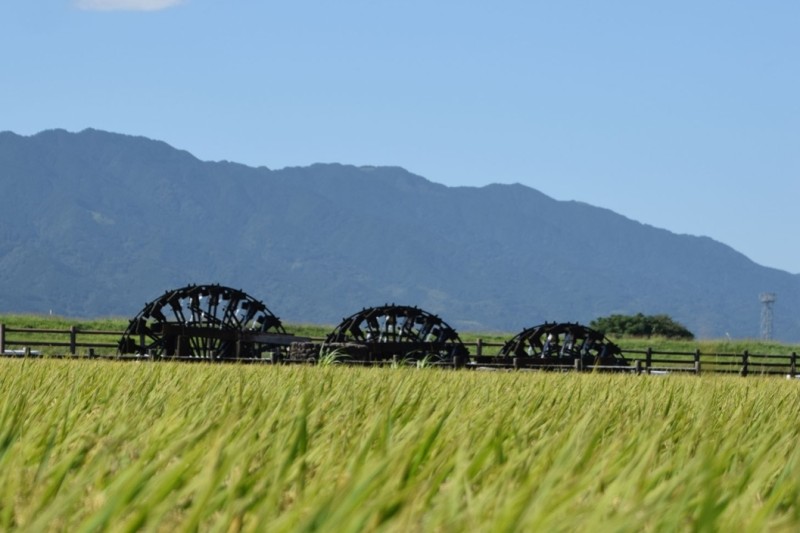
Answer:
590;313;694;339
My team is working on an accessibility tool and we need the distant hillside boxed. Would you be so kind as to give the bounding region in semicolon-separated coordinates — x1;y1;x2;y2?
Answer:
1;128;799;340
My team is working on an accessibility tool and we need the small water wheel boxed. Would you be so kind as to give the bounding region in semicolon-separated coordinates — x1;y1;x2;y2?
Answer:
498;322;627;367
118;284;290;359
320;304;468;364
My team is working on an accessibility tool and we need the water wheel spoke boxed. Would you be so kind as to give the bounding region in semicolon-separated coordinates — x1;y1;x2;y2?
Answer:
322;305;466;363
499;322;627;367
118;284;286;359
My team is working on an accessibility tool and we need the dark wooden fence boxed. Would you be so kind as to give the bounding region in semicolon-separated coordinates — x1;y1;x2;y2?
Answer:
0;324;121;356
1;323;798;377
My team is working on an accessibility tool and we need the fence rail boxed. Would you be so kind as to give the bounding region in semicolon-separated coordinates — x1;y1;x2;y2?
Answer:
1;323;798;377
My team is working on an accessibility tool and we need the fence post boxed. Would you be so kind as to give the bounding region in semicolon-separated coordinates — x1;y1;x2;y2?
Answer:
694;348;701;375
476;338;483;357
69;325;77;355
791;352;797;378
646;347;652;374
741;350;749;377
0;323;4;354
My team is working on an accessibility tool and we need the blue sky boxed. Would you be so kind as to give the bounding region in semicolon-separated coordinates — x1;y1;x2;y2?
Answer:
3;1;799;274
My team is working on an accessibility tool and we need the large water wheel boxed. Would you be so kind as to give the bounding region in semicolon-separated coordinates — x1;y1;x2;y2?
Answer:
498;322;627;367
118;284;295;359
318;304;468;364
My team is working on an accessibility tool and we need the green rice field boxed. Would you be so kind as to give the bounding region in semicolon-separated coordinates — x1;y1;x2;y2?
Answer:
2;359;800;531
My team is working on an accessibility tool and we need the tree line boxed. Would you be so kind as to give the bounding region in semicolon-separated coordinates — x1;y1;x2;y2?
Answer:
590;313;694;339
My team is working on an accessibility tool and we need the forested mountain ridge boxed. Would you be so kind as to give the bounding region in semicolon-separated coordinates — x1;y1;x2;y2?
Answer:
1;128;798;340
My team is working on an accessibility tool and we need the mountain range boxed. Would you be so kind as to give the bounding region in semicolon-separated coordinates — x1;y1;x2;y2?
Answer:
1;128;798;341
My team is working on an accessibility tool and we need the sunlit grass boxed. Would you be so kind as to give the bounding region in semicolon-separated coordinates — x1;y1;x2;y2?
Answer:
1;360;800;531
615;335;800;356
